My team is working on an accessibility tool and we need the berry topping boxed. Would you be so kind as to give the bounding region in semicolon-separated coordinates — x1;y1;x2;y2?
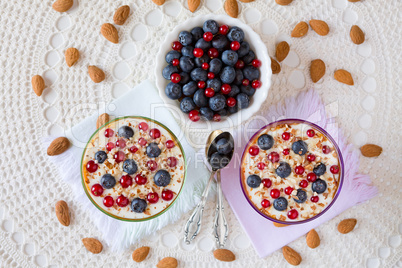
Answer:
207;72;215;79
193;48;204;58
226;97;236;107
312;179;327;194
209;152;230;170
100;174;116;189
257;134;274;150
249;145;259;156
219;25;229;35
268;152;280;163
205;88;215;97
172;58;180;66
123;159;138;175
307;154;316;162
307;172;317;182
235;59;245;69
149;128;161;139
95;151;107;164
251;80;261;89
230;41;240;51
221;84;231;94
120;175;133;188
330;165;340;174
147;160;158;171
130;146;138;153
262;178;272;188
242;79;250;86
322;145;331;154
261;199;271;208
293;189;307;203
283;148;290;155
118;126;134;139
147;192;159;204
282;132;291;140
170;73;181;84
86;160;98;173
203;32;213;42
201;62;209;70
252;59;261;68
275;162;292;178
270;189;280;199
284;187;294;195
299;180;308;188
198;81;206;88
113;151;125;163
257;162;266;170
154;170;171;187
287;209;299;219
104;128;114;137
307;129;315;137
208;48;219;58
216;138;233;155
292;140;308;155
131;197;147;212
189;110;200;122
213;114;221;122
162;189;174;201
91;184;103;196
146;142;162;158
172;41;182;51
246;175;261;188
103;196;114;207
313;163;327;176
116;139;126;149
138;138;147;146
166;140;175;149
273;197;288;211
295;165;305;175
106;142;115;151
135;174;147;185
310;196;319;203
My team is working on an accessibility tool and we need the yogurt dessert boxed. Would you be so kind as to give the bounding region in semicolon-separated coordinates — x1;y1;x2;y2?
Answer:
82;117;186;221
241;121;342;223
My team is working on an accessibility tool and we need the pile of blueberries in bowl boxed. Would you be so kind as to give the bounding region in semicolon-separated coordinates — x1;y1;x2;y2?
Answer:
162;19;262;122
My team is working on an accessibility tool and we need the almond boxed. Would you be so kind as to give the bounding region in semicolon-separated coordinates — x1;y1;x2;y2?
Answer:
271;57;281;74
188;0;201;12
224;0;239;18
282;246;302;266
65;48;79;67
334;69;354;85
88;66;105;83
348;0;360;2
338;218;357;234
101;23;119;44
275;41;290;62
132;246;150;263
52;0;73;12
55;200;70;226
291;22;309;38
113;5;130;25
273;222;288;227
47;137;70;156
306;229;320;248
309;20;330;36
310;59;326;83
239;0;255;2
350;25;365;45
360;144;382;157
213;249;236;262
156;257;178;268
152;0;165;5
275;0;293;5
31;75;45;96
97;113;110;129
82;238;103;254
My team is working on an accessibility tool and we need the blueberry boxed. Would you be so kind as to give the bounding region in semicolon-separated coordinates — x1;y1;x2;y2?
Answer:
95;151;107;164
191;68;208;81
165;50;181;64
100;174;116;189
179;72;190;85
206;78;222;93
246;174;261;188
209;58;223;74
195;55;210;68
243;66;260;81
227;105;238;114
293;189;307;203
162;65;179;80
209;152;230;170
312;179;327;194
179;56;195;73
217;108;228;116
228;84;240;97
203;20;219;34
131;198;147;213
154;169;171;187
240;84;256;96
165;82;182;100
216;138;233;155
209;94;226;111
313;163;327;176
242;50;255;65
220;66;236;84
195;38;211;51
237;41;250;58
191;27;204;41
118;126;134;139
193;89;208;107
273;197;288;211
257;134;274;150
292;140;308;156
212;34;229;51
275;162;291;178
236;93;250;109
180;97;196;113
179;31;193;46
146;142;162;158
182;46;194;58
200;107;214;121
227;26;245;42
182;81;198;96
123;159;138;174
222;50;239;66
233;69;244;85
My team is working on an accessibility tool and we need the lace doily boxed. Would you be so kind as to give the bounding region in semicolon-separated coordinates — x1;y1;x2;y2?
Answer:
0;0;400;267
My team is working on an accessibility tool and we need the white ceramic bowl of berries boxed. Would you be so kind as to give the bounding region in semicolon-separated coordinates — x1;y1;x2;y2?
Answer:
155;14;271;130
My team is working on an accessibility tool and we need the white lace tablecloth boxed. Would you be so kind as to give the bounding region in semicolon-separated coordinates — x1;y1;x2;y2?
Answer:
0;0;400;267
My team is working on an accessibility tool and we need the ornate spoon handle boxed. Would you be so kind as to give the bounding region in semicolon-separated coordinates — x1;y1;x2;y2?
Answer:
213;171;228;248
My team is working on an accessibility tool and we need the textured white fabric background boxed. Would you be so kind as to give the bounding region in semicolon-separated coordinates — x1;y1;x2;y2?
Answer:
0;0;400;267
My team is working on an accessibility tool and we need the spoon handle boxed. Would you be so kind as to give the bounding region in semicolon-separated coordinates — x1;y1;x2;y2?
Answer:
184;170;216;244
213;171;228;248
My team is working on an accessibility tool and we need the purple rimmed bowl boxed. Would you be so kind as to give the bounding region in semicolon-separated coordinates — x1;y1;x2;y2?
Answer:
239;119;344;225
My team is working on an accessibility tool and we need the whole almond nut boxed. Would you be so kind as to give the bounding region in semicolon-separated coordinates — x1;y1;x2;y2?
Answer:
334;69;354;85
101;23;119;44
360;144;382;157
306;229;320;248
156;257;178;268
273;222;288;227
291;22;309;38
113;5;130;25
88;66;105;83
350;25;365;45
239;0;255;2
52;0;73;12
82;238;103;254
31;75;46;96
65;48;79;67
47;137;70;156
275;41;290;62
310;59;326;83
97;113;110;129
275;0;293;5
338;218;357;234
282;246;302;266
271;57;281;74
55;200;70;226
152;0;165;5
309;20;330;36
348;0;360;2
213;249;236;262
132;246;150;263
224;0;239;18
188;0;201;12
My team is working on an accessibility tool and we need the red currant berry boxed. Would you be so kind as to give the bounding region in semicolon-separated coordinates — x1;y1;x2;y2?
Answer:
202;62;209;70
283;148;290;155
113;151;125;163
213;114;221;122
310;196;319;203
261;199;271;208
91;184;103;196
226;97;236;107
235;60;245;69
116;195;129;207
307;173;317;182
130;146;138;153
257;162;266;170
193;48;204;58
230;41;240;51
307;154;316;162
103;196;114;207
295;165;305;175
330;165;339;174
172;41;182;51
172;59;180;66
270;189;280;199
284;187;294;195
120;175;133;188
189;110;200;122
104;128;114;137
147;160;158;171
106;142;115;151
135;174;147;185
170;73;181;83
138;137;147;146
307;129;315;137
322;145;331;154
203;32;213;42
287;209;299;219
251;80;261;89
166;140;175;149
268;152;280;163
282;132;291;140
167;156;177;167
162;189;174;201
139;122;149;132
207;72;215;79
221;84;231;94
252;59;261;68
198;81;206;88
299;180;308;188
219;25;229;35
149;128;161;139
208;48;219;58
205;88;215;97
116;138;126;149
86;160;98;173
242;79;250;86
262;178;272;188
147;192;159;204
249;145;259;156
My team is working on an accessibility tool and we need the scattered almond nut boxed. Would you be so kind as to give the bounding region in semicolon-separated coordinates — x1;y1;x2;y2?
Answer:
239;0;255;2
47;137;70;156
348;0;360;2
309;20;330;36
350;25;365;45
113;5;130;25
65;48;79;67
213;249;236;262
156;257;178;268
31;75;46;96
334;69;354;85
82;238;103;254
271;57;281;74
275;0;293;5
152;0;165;5
224;0;239;18
360;144;382;157
97;113;110;129
88;66;105;83
273;222;288;227
52;0;73;12
306;229;320;248
291;22;309;38
55;200;70;226
338;218;357;234
282;246;302;266
132;246;150;263
275;41;290;62
101;23;119;44
310;59;326;83
188;0;201;12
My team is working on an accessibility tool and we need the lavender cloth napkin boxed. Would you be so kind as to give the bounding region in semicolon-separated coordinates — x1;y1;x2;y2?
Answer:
220;89;378;258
